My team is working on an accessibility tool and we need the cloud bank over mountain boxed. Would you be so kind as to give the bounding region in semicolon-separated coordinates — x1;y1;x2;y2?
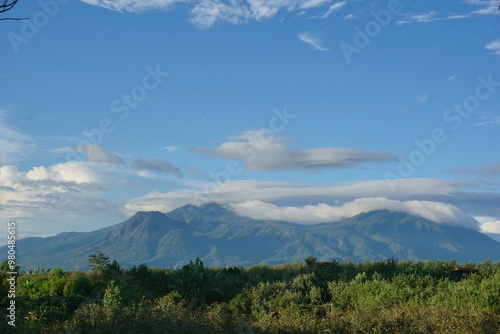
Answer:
228;198;480;230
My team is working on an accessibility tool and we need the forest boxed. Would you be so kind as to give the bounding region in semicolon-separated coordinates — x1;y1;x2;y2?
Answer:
1;254;499;333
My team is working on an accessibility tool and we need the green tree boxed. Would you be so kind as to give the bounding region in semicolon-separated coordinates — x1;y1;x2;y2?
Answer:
305;256;317;267
87;251;110;278
72;275;93;296
103;281;122;309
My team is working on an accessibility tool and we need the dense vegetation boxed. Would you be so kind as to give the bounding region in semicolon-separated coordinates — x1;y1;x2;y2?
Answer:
1;253;499;333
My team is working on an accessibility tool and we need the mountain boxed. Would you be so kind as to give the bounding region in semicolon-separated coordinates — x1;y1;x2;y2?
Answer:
4;203;500;271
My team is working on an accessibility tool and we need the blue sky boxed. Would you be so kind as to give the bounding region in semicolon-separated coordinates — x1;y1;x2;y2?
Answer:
1;0;500;241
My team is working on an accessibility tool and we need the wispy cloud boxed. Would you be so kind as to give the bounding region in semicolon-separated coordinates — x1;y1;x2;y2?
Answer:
75;145;125;165
398;11;439;25
80;0;339;28
0;111;34;164
79;0;181;13
163;146;180;153
298;32;329;51
475;115;500;126
416;93;428;103
321;1;346;18
190;130;396;171
456;162;500;177
485;39;500;56
131;158;183;178
397;1;499;25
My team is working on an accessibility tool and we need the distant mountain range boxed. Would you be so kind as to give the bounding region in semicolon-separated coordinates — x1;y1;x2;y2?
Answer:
5;203;500;271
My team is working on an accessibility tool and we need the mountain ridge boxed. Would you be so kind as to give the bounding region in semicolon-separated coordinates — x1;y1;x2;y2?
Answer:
3;203;499;270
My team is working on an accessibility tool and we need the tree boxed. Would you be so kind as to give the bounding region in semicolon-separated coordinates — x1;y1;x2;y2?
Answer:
103;281;122;309
0;0;27;21
0;0;18;14
305;256;317;267
87;251;110;278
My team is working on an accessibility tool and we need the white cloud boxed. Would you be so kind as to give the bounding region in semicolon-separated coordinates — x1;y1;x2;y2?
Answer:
475;116;500;126
190;130;395;171
190;0;252;29
123;177;476;215
475;216;500;234
298;32;329;51
163;146;180;153
79;0;186;13
25;161;99;184
397;1;499;25
0;111;34;164
300;0;331;9
397;11;439;25
485;39;500;56
321;1;346;18
343;13;355;20
0;161;133;239
80;0;340;28
229;198;480;229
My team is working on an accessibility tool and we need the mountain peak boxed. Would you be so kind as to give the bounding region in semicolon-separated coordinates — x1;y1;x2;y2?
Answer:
3;207;499;270
167;202;235;221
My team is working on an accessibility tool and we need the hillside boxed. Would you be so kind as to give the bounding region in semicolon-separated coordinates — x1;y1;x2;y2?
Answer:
5;203;500;270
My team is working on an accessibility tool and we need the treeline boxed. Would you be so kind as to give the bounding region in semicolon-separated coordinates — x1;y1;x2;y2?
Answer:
1;254;499;333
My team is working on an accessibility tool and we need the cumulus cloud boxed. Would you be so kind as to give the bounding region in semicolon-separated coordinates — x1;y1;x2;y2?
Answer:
0;164;105;219
228;198;480;229
80;0;341;28
474;215;500;236
131;158;183;178
190;130;396;171
75;145;125;165
0;161;132;240
0;111;34;164
298;32;329;51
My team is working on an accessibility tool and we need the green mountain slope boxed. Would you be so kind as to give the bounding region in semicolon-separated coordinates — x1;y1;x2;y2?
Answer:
5;204;500;270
